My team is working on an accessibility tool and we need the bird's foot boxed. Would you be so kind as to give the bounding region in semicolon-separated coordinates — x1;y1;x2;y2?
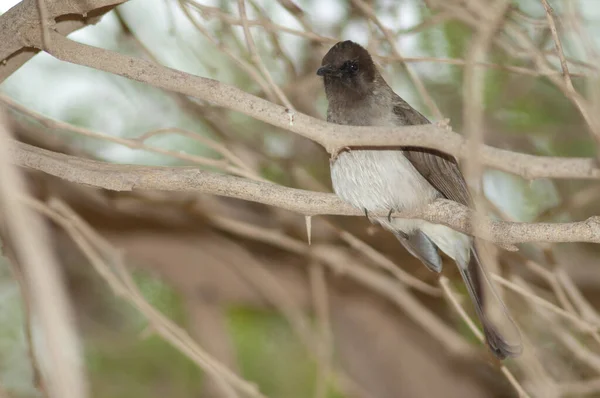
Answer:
330;146;351;163
363;208;373;223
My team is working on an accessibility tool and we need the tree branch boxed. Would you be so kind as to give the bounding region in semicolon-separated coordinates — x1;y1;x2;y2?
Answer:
8;140;600;245
28;30;598;181
0;0;128;83
0;114;88;398
1;2;598;181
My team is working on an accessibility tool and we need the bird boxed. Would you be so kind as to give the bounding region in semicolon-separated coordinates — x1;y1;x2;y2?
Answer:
317;40;522;359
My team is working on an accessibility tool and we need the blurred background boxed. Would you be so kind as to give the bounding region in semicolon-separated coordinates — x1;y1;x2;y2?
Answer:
1;0;600;397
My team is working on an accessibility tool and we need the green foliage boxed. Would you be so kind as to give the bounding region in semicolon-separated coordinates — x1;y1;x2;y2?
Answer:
86;270;202;398
87;335;203;398
441;20;471;82
228;306;345;398
503;80;578;133
484;170;560;221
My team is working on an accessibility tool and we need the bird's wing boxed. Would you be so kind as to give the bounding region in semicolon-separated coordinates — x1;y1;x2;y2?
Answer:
392;99;522;359
402;148;472;206
392;229;442;273
392;101;471;206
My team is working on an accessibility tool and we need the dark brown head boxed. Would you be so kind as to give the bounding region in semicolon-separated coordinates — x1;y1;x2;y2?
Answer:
317;41;378;99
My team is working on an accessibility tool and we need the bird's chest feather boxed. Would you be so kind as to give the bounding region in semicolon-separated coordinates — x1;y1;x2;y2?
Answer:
326;94;439;212
330;150;440;212
327;91;394;126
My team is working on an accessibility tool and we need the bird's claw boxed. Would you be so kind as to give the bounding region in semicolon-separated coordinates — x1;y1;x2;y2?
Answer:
387;208;394;222
330;146;351;163
363;208;372;222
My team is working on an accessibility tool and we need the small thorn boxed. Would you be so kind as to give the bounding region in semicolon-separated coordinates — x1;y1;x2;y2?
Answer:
305;215;312;245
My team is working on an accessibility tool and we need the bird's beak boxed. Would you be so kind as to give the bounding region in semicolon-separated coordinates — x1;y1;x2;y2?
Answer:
317;64;335;77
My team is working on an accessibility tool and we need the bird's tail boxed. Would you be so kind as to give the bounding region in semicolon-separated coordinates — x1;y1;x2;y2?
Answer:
457;247;523;359
381;218;522;359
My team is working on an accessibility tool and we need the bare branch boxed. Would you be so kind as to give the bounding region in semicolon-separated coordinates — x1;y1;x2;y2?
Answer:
237;0;294;109
0;0;128;82
27;198;262;398
0;94;263;181
10;31;593;180
351;0;443;119
0;114;88;398
540;0;574;91
461;0;512;284
440;276;532;398
36;0;50;51
7;140;600;245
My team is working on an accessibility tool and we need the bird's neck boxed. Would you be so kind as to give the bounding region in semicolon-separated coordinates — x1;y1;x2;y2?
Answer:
326;85;395;127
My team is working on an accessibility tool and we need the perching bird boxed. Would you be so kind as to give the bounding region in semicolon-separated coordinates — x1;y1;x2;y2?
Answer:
318;40;522;359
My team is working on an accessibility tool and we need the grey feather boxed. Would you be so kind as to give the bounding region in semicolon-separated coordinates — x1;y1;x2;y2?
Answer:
390;102;472;207
402;148;472;206
394;230;442;273
458;248;523;359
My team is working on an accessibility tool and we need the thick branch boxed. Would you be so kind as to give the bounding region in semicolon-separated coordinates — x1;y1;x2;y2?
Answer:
0;0;128;82
8;140;600;245
0;115;88;398
26;31;597;181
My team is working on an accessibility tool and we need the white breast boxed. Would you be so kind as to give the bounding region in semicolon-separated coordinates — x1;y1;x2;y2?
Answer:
331;149;470;262
330;150;440;213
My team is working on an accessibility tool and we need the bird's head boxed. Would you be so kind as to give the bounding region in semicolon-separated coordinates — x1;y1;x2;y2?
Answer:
317;40;377;99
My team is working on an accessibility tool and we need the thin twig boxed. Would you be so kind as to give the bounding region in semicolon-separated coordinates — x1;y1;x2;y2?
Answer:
309;262;332;398
492;275;598;334
540;0;574;91
351;0;443;119
1;95;262;181
25;197;264;398
237;0;294;109
337;229;441;296
461;0;511;288
209;215;475;357
178;0;279;103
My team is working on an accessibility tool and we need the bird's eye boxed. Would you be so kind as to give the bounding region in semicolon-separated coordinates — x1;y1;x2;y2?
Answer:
343;61;359;73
